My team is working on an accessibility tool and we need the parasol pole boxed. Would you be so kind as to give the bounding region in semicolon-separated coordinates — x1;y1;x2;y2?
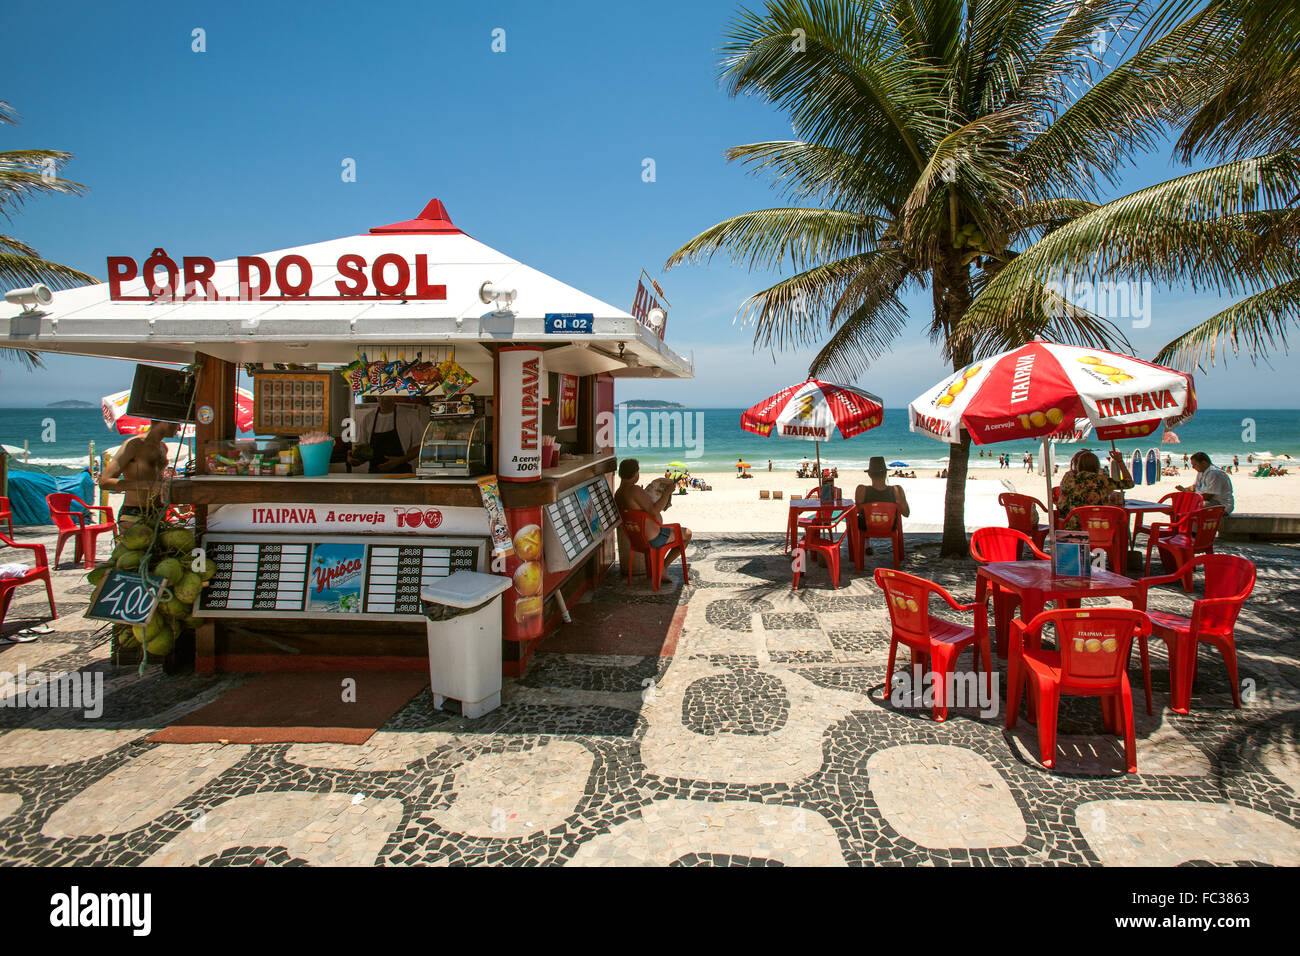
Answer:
1043;434;1054;556
815;440;821;477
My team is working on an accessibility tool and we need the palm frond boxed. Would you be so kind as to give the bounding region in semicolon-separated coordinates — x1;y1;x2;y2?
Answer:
1154;277;1300;370
1015;4;1226;200
725;140;902;216
0;251;98;290
959;153;1300;351
0;347;45;370
736;251;901;353
664;207;884;272
0;149;87;214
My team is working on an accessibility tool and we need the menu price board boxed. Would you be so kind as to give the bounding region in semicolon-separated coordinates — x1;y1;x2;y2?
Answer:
197;534;485;620
202;540;310;612
542;477;621;572
365;544;478;615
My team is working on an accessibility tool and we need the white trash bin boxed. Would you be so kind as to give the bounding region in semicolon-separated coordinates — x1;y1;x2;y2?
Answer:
420;570;512;718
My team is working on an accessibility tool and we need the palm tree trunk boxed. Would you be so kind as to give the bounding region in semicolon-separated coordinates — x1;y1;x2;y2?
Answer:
937;252;975;558
942;431;973;557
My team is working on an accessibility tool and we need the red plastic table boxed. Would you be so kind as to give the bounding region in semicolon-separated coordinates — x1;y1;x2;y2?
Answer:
975;560;1152;711
787;498;862;570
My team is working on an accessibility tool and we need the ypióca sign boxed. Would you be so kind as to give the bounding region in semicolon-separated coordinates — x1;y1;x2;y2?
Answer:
107;249;448;302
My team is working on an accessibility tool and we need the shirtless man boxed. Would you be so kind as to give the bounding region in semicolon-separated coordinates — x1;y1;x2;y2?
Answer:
615;458;692;570
98;420;181;523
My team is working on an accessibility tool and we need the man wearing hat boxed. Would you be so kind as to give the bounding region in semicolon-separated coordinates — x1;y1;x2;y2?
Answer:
855;456;910;552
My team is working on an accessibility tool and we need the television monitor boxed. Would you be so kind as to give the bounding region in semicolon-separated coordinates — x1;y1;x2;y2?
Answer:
125;364;196;424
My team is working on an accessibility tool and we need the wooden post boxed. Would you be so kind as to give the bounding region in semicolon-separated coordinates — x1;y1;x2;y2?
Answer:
191;353;234;673
193;353;237;472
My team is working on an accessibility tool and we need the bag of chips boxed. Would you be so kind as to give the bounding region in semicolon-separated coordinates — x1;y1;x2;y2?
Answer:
439;358;477;397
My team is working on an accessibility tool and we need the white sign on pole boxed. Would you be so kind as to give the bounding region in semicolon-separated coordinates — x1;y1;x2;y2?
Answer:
497;346;543;481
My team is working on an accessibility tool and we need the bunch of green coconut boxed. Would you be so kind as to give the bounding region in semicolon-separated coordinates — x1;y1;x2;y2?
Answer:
952;222;991;253
87;520;215;659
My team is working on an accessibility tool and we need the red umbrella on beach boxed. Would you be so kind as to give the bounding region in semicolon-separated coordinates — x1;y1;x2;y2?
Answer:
742;378;885;474
908;340;1196;532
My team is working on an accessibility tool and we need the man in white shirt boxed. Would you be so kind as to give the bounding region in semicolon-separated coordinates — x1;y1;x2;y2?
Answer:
1178;452;1235;514
349;397;425;473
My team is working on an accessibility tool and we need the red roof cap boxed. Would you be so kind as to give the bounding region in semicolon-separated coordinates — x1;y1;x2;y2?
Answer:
369;198;460;234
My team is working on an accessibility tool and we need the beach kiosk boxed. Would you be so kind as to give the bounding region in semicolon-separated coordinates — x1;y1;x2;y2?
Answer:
0;198;693;675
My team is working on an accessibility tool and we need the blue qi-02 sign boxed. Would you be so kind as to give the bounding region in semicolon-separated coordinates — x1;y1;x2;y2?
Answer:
545;313;593;335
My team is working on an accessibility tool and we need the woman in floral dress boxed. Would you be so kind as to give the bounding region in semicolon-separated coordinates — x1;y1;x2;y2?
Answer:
1057;450;1135;528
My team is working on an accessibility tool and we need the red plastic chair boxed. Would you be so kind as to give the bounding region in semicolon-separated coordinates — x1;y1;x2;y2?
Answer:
621;509;687;592
1069;505;1128;573
1133;491;1203;543
0;531;57;629
999;493;1050;552
1140;554;1255;714
0;497;12;537
875;568;991;722
46;493;117;570
969;527;1049;657
856;501;904;570
1006;608;1151;773
794;504;855;590
1144;506;1224;591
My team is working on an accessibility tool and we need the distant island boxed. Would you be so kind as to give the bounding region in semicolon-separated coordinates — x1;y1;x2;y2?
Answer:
46;399;96;408
619;400;686;409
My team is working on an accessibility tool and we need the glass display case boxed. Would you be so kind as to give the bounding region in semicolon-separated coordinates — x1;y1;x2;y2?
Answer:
417;416;488;477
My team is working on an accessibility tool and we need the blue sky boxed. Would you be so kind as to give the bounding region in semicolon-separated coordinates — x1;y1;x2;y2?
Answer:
0;0;1293;408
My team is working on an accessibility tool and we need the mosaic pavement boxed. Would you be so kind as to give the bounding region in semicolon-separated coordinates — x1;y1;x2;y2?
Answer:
0;527;1297;866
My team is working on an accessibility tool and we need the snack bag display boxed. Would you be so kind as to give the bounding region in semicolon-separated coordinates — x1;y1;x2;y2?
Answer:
408;361;443;395
439;358;478;398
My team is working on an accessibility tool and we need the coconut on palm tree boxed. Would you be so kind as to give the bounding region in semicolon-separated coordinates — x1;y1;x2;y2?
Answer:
667;0;1227;556
1;99;97;369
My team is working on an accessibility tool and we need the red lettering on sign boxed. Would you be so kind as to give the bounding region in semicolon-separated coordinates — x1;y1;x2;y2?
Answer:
107;256;138;299
238;256;272;299
276;255;313;296
313;559;362;594
412;255;446;299
335;254;368;296
372;253;409;296
107;252;451;302
183;257;217;300
520;358;539;450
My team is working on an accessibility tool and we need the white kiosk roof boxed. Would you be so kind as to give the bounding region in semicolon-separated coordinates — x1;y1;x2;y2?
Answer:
1;199;693;379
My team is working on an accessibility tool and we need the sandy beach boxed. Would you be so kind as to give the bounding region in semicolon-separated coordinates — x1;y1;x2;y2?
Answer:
651;464;1300;533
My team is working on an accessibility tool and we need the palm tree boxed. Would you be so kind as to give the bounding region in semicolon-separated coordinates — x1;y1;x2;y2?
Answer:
1;99;97;370
667;0;1217;556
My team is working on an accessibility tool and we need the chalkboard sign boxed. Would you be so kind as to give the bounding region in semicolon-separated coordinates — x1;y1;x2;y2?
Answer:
87;569;163;625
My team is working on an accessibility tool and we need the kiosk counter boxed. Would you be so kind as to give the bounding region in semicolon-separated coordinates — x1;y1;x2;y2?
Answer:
0;197;692;675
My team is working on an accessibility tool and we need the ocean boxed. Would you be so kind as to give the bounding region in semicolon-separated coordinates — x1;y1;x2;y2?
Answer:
1;407;1295;477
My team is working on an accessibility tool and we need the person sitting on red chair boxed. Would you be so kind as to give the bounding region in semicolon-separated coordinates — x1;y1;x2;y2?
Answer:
615;458;692;567
855;456;909;554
